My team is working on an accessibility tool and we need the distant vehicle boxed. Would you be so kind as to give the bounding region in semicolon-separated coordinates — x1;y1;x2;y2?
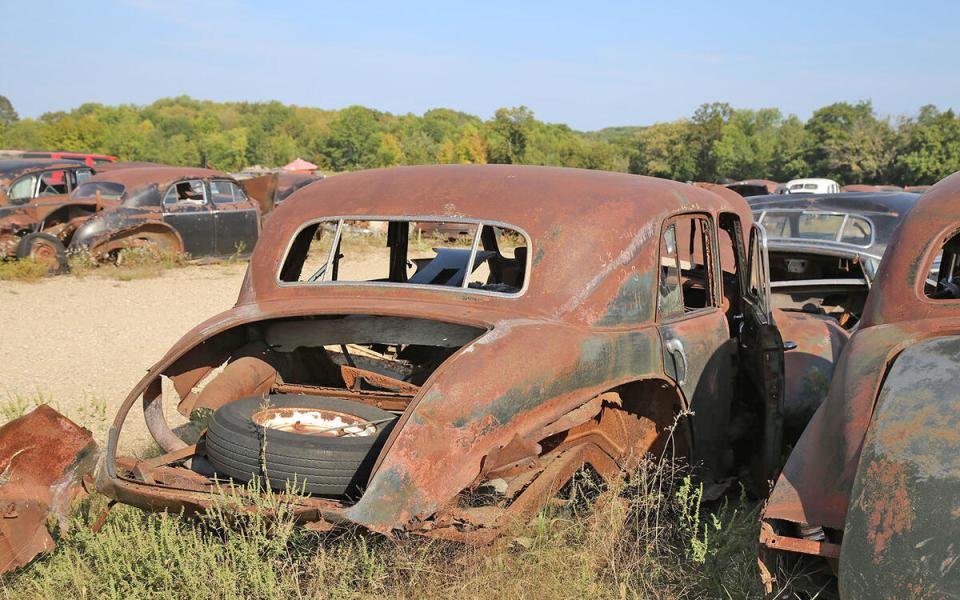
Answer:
0;159;102;272
69;166;265;260
726;179;781;197
783;178;840;194
0;150;117;168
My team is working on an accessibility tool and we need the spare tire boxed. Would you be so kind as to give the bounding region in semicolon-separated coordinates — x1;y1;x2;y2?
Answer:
204;394;396;497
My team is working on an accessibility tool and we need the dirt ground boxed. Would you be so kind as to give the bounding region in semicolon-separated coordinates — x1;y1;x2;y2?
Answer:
0;263;248;449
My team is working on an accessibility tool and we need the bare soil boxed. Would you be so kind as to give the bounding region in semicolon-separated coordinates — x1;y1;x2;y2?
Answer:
0;264;248;449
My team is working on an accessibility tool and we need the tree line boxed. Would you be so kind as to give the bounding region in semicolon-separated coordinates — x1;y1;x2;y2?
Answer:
1;95;958;185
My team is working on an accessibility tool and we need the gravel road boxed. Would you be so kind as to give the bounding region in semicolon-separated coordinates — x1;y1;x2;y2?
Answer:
0;264;247;449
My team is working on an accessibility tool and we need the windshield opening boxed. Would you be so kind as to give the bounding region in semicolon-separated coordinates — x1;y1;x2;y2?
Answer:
279;218;530;296
72;181;125;201
758;210;874;246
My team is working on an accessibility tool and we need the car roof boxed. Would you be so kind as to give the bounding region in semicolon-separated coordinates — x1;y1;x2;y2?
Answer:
245;164;753;321
0;158;88;177
80;166;233;190
785;178;836;185
747;191;920;218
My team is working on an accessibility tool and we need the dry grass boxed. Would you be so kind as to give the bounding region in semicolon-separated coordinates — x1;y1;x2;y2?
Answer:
0;259;48;283
0;455;782;600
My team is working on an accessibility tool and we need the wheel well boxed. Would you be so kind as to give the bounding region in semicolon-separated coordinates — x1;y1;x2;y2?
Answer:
609;379;691;460
94;223;184;256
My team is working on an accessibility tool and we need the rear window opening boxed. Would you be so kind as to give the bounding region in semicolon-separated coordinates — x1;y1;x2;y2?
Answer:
279;218;530;296
759;211;874;246
73;181;126;201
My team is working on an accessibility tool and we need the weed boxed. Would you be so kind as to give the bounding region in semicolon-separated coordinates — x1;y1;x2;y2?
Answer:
0;259;48;283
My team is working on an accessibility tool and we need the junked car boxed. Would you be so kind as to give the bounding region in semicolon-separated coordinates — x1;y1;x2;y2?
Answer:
784;178;841;194
0;158;100;272
749;191;922;442
87;165;842;542
69;166;263;260
759;171;960;597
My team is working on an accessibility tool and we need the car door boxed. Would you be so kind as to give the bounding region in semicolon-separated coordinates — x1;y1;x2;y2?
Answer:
735;222;786;490
161;179;215;257
656;213;735;477
209;180;259;257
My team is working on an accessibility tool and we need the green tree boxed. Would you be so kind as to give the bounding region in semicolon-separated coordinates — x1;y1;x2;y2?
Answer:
893;105;960;184
322;106;383;171
630;121;699;181
376;132;405;167
690;102;733;180
0;95;18;127
805;101;895;184
711;108;782;180
486;106;535;164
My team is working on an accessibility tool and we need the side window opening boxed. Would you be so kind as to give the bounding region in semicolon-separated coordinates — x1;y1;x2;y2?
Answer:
210;180;244;204
38;170;69;196
163;180;206;205
279;219;529;296
927;229;960;299
7;174;38;204
658;224;683;319
675;215;716;312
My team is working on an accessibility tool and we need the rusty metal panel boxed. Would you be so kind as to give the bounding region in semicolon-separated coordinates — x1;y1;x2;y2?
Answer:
0;406;97;574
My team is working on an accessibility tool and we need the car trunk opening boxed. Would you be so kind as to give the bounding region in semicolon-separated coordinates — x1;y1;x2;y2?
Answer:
114;314;488;502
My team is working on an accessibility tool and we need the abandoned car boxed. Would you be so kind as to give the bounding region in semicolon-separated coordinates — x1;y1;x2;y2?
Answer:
88;164;844;542
69;166;262;260
748;191;923;442
758;171;960;597
0;158;101;272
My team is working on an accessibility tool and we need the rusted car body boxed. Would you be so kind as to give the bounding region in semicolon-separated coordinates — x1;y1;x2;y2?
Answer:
726;179;781;197
0;406;97;573
759;173;960;597
0;159;102;269
748;192;921;441
69;167;262;259
91;165;841;542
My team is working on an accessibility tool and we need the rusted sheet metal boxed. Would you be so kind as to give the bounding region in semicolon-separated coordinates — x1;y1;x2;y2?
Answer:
0;406;97;574
725;179;779;197
762;170;960;594
96;165;783;541
840;184;903;193
774;308;848;442
839;336;960;597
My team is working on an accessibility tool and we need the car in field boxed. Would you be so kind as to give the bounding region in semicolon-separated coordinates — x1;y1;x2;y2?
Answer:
93;165;841;542
758;171;960;597
725;179;781;197
784;178;840;194
0;158;101;271
69;166;263;260
748;191;922;442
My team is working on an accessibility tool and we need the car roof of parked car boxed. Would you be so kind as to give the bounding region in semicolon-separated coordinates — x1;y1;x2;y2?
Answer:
747;191;921;218
0;159;89;177
80;166;234;190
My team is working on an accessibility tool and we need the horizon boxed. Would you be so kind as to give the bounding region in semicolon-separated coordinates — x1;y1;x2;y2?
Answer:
3;0;959;130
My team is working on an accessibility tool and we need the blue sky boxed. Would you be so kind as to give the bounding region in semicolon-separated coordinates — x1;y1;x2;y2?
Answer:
2;0;957;130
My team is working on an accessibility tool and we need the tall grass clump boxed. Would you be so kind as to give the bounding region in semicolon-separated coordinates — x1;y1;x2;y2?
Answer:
1;455;778;600
0;259;48;282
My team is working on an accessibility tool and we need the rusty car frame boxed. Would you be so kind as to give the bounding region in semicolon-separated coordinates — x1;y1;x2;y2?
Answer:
68;166;265;260
759;172;960;597
81;164;851;544
0;158;102;271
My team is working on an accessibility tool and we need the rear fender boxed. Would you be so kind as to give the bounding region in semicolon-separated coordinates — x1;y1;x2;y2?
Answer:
839;336;960;597
344;321;663;532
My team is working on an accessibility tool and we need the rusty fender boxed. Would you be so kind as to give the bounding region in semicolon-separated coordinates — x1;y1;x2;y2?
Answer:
70;207;182;256
0;406;98;574
344;321;662;533
839;335;960;598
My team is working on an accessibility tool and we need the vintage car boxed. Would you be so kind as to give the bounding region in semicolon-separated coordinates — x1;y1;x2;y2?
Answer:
748;192;922;442
758;172;960;597
725;179;781;197
69;166;262;260
0;158;101;272
84;164;844;543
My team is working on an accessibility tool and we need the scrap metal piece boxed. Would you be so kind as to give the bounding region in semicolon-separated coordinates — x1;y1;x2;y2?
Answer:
0;405;98;574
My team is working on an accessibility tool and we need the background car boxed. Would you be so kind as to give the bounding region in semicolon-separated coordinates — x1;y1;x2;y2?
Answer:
69;166;263;260
759;170;960;598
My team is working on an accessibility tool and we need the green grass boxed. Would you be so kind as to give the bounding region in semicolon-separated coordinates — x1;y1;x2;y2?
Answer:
0;458;783;600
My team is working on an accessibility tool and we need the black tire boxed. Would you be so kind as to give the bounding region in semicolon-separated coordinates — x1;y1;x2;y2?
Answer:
204;394;396;498
15;232;69;274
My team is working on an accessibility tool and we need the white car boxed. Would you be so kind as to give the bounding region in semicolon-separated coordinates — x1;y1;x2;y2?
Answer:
783;178;840;194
